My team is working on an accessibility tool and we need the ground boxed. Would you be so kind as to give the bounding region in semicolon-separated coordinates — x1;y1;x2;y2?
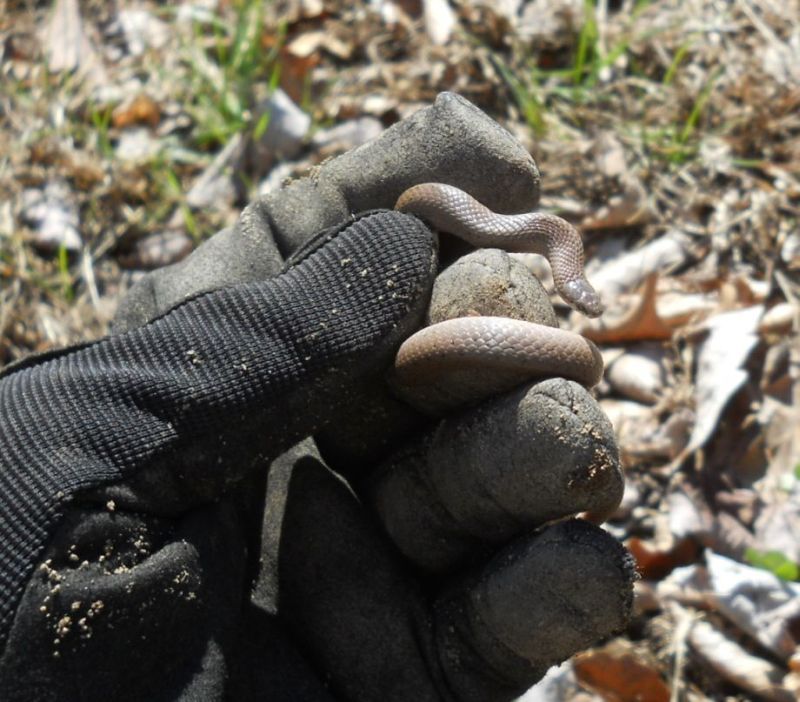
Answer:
1;0;799;699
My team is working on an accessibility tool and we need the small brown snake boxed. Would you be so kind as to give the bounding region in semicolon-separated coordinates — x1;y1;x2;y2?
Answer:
393;183;604;410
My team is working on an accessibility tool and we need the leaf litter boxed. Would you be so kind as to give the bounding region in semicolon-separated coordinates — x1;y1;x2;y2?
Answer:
2;0;800;698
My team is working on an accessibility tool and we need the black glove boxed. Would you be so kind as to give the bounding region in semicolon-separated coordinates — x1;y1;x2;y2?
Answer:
0;93;634;702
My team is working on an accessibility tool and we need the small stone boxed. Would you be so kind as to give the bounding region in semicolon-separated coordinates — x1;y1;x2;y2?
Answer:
20;181;82;253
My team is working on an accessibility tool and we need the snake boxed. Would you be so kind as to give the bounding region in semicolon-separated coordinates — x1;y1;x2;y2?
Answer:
392;183;605;411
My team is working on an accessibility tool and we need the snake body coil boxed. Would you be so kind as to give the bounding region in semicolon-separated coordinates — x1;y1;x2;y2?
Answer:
393;183;604;412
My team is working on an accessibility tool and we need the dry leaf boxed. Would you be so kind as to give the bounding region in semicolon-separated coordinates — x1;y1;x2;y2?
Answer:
626;536;700;581
277;45;320;104
684;305;764;455
688;619;796;702
587;230;690;301
653;289;718;328
299;0;325;19
582;274;674;344
573;642;670;702
656;562;709;610
361;94;399;118
667;490;753;558
42;0;86;72
758;377;800;491
756;398;793;471
271;0;325;24
760;302;795;335
784;670;800;699
665;552;800;662
727;272;771;306
112;94;161;129
654;410;694;460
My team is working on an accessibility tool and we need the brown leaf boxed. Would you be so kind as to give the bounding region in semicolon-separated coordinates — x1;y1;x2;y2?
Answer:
573;643;671;702
583;274;674;344
626;536;700;581
725;273;770;307
112;94;161;130
273;32;322;104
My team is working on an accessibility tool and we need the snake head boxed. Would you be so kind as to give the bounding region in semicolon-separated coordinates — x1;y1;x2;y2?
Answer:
562;279;604;318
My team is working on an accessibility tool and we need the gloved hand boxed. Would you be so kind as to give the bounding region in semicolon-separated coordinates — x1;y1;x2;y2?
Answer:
0;93;634;702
